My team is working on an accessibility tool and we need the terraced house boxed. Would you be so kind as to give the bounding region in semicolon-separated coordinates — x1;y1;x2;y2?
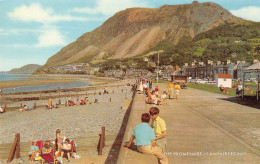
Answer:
182;60;258;80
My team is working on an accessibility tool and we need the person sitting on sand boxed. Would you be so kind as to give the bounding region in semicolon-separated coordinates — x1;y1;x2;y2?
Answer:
68;97;76;106
61;138;72;162
94;99;99;103
21;105;31;111
53;103;59;108
103;89;109;94
42;142;53;154
76;99;81;106
29;141;39;162
0;106;5;113
80;99;86;105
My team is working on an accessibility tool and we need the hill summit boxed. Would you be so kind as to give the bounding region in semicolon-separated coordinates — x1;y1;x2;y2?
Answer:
41;2;242;71
10;64;41;74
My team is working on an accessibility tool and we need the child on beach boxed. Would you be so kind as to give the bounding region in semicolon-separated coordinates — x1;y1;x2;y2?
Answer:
29;141;39;162
56;129;64;152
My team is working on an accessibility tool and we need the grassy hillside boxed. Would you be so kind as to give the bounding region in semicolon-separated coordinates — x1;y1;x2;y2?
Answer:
10;64;41;74
96;22;260;71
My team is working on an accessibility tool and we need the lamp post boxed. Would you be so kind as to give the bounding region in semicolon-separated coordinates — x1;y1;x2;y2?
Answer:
157;52;159;83
156;50;164;83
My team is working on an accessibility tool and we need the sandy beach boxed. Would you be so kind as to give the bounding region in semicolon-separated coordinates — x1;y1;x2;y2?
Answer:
0;76;135;164
0;74;119;89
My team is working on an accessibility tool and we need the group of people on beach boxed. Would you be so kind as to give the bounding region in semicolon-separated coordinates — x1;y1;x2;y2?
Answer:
29;129;78;163
123;107;168;164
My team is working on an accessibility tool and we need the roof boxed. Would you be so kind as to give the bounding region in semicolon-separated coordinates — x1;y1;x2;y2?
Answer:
216;74;232;78
244;62;260;71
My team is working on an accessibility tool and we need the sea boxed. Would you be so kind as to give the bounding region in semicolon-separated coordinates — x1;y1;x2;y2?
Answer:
0;73;90;93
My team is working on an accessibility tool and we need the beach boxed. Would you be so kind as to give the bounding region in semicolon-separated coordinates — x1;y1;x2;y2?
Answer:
0;75;134;163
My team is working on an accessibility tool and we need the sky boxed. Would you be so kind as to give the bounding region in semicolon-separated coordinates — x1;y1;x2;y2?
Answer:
0;0;260;71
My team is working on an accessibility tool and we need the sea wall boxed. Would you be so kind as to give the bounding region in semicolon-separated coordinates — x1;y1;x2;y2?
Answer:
117;92;157;164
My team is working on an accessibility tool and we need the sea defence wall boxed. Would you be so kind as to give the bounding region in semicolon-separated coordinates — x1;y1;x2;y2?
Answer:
117;92;157;164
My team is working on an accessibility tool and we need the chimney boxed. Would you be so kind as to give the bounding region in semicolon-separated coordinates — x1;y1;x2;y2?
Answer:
253;59;258;63
217;61;221;65
227;60;231;64
185;63;189;66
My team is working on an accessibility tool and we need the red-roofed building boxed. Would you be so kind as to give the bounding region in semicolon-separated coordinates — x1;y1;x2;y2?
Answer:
216;74;232;88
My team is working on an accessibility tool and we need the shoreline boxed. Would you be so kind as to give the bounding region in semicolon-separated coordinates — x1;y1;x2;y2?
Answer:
0;74;120;89
0;82;134;163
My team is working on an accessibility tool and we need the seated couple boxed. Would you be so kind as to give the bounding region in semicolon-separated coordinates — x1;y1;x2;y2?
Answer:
46;103;58;109
29;140;54;163
146;90;167;105
123;113;168;164
20;105;33;111
76;98;87;105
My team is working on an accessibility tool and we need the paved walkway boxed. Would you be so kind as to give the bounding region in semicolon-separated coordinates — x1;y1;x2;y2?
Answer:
145;83;260;164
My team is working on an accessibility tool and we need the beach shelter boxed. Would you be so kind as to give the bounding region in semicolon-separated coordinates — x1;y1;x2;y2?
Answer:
216;74;232;88
242;62;260;102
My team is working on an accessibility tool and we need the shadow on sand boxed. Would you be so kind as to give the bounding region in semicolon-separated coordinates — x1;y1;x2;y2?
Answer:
104;91;135;164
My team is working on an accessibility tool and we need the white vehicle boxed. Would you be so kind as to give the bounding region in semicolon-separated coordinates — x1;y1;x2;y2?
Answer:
196;79;208;84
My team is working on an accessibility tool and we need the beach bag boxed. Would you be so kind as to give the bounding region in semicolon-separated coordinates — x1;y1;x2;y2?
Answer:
35;156;42;160
72;152;80;159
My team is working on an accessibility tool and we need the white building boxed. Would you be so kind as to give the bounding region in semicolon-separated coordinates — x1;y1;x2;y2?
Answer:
216;74;232;88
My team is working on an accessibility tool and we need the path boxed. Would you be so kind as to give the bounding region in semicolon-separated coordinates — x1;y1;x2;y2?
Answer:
149;83;260;164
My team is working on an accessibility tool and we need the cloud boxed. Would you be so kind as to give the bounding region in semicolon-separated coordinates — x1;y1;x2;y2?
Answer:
36;29;66;47
8;3;89;24
0;27;66;47
230;6;260;22
72;0;148;16
0;28;40;36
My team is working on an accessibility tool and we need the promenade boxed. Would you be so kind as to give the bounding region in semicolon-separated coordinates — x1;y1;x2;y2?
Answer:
118;83;260;164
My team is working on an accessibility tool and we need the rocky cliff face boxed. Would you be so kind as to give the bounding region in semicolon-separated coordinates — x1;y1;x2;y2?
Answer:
42;2;242;69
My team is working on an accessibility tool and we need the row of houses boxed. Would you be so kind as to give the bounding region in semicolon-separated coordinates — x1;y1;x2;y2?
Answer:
104;69;151;78
182;60;258;80
55;63;100;75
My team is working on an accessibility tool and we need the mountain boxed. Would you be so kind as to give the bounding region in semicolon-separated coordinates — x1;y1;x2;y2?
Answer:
10;64;42;74
39;1;244;72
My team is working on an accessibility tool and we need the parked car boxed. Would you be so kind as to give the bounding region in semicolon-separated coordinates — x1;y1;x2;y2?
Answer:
196;79;208;84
